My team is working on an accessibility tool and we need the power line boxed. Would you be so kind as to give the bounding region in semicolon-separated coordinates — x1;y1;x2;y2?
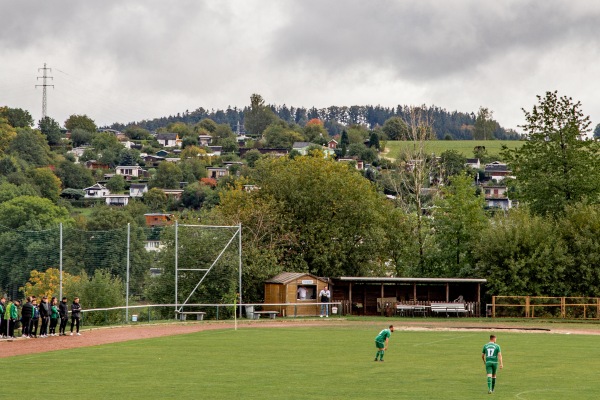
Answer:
36;63;54;119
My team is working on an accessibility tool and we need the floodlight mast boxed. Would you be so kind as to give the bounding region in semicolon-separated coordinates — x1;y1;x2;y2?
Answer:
36;63;54;119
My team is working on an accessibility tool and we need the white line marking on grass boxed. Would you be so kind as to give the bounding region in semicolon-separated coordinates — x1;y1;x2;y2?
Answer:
515;389;559;399
413;334;475;346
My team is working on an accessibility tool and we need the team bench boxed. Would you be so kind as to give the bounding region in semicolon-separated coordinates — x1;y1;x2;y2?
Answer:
176;311;206;321
253;311;279;320
395;304;427;317
430;303;468;317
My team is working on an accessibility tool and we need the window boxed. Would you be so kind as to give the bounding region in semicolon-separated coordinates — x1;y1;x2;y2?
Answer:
297;285;316;300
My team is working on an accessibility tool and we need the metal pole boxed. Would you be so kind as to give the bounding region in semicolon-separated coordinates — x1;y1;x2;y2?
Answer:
238;223;242;317
126;223;130;323
59;223;63;300
175;221;179;316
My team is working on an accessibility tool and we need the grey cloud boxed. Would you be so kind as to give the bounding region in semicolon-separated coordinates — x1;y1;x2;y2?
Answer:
270;0;600;80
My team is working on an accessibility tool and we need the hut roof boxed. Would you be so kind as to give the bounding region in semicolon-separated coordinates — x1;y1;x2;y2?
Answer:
266;272;326;285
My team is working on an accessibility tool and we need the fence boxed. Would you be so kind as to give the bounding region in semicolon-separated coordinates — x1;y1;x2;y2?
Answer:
0;222;242;322
75;302;344;327
491;296;600;319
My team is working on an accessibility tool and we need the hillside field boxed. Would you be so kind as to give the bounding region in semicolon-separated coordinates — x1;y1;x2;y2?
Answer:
384;140;524;160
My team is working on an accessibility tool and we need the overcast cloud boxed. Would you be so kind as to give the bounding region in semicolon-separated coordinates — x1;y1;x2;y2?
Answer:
1;0;600;131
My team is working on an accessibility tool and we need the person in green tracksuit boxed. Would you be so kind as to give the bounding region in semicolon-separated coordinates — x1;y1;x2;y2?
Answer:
482;335;503;394
4;299;20;338
374;325;394;362
49;297;60;336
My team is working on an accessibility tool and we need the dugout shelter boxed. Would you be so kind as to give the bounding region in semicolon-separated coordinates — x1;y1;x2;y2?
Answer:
330;277;486;317
263;272;329;317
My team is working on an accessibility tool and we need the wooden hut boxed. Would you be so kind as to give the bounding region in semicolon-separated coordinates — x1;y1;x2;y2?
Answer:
263;272;329;317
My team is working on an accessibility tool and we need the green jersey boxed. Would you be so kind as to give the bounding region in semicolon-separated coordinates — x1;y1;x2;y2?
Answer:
375;328;392;342
482;342;501;363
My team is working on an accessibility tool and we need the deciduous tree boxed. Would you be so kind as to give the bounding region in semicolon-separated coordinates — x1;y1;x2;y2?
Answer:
502;91;600;216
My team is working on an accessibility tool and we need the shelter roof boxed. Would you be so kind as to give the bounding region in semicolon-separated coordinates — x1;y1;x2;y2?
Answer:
335;277;486;284
266;272;326;284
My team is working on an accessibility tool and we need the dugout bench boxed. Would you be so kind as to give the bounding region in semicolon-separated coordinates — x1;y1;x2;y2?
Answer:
395;304;427;317
176;311;206;321
252;311;279;320
430;303;468;317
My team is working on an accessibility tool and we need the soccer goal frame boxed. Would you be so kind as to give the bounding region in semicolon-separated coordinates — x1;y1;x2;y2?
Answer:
174;222;242;315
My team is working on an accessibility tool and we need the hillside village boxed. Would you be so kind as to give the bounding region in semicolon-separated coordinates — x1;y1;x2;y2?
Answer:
1;92;600;310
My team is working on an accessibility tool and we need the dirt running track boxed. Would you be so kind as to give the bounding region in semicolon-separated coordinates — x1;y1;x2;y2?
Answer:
2;319;600;358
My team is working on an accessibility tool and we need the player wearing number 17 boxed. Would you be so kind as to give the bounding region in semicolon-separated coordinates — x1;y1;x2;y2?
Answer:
482;335;503;394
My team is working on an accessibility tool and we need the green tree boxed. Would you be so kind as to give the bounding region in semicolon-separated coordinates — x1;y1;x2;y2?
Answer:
195;118;217;133
243;149;262;168
0;195;72;229
150;162;183;189
70;128;94;147
0;117;17;153
92;132;124;167
65;114;97;133
55;160;95;189
437;150;467;184
473;107;497;140
7;127;53;167
594;123;600;139
558;203;600;296
502;91;600;216
263;122;304;148
38;116;62;145
244;94;277;137
143;187;168;211
473;208;570;296
0;107;33;128
368;131;380;150
105;175;126;193
124;125;153;140
382;116;409;140
228;156;389;277
432;174;487;277
28;167;62;202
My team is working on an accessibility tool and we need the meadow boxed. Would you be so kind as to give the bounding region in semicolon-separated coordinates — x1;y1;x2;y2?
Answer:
2;320;598;399
384;140;524;160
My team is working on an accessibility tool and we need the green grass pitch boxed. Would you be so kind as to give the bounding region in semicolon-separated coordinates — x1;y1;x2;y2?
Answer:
3;324;598;399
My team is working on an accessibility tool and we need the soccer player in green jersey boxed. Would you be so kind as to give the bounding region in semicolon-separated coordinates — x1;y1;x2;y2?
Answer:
482;335;503;394
374;325;394;361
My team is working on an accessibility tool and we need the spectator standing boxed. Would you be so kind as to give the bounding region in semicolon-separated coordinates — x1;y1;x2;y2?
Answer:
70;297;82;336
319;285;331;317
30;298;40;338
58;297;69;336
49;297;59;336
5;299;20;338
39;296;50;337
0;297;5;338
21;297;33;339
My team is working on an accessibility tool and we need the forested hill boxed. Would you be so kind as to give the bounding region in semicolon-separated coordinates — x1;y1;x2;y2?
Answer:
109;104;520;140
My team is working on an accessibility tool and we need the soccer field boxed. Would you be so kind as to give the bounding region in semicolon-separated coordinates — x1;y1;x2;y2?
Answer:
3;324;598;399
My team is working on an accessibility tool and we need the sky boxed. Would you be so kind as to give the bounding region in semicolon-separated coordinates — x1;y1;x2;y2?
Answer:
2;0;600;132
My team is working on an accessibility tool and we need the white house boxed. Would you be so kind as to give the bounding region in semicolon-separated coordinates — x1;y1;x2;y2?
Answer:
129;183;148;198
105;195;130;206
83;183;110;198
156;133;182;148
115;165;145;179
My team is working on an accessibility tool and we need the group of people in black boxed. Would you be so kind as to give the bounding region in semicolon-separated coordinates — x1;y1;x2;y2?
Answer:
0;295;82;339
